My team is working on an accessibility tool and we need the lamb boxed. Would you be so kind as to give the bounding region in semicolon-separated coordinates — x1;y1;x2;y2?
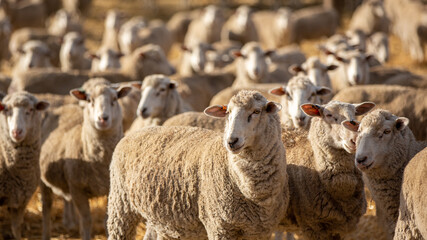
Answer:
117;16;147;55
184;5;225;46
349;0;389;36
394;147;427;240
100;9;123;51
367;32;389;64
107;90;289;240
46;9;82;37
90;48;122;73
60;31;91;71
163;111;225;132
269;75;331;129
220;5;258;45
344;109;427;239
0;92;49;240
127;75;192;132
40;80;131;240
277;100;375;239
332;85;427;141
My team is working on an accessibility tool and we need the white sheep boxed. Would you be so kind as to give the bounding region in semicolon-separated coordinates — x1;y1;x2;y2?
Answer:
117;16;147;55
367;32;389;64
349;0;390;36
269;75;331;129
60;31;91;71
100;9;123;51
47;9;82;37
107;90;289;240
220;5;258;45
344;109;427;239
0;92;49;240
179;42;215;76
253;8;293;48
90;48;122;73
163;111;225;132
40;80;131;240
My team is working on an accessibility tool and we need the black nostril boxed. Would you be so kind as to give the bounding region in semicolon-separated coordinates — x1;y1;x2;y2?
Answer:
228;137;239;148
141;108;147;114
102;116;109;121
299;116;306;122
356;156;367;164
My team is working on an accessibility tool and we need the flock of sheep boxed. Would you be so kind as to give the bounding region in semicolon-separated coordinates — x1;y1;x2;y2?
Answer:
0;0;426;239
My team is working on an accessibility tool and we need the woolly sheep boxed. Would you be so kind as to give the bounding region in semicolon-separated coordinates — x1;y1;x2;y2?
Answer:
333;85;427;141
138;20;173;55
368;66;427;88
163;111;225;132
0;92;49;240
220;5;258;45
210;83;282;106
117;16;147;55
349;0;389;36
277;100;375;239
166;10;196;44
179;42;215;76
40;80;131;240
367;32;389;64
107;90;289;240
100;9;123;51
344;109;427;239
269;75;331;129
253;8;293;48
12;40;52;80
60;31;91;71
90;48;122;73
394;147;427;240
47;9;82;37
127;75;192;132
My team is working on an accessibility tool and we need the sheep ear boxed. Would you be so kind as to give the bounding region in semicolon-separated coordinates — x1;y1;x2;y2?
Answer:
315;87;331;96
269;86;286;96
288;64;303;75
342;120;359;132
326;64;338;71
265;101;281;114
365;55;374;61
35;101;50;111
354;102;376;116
0;103;5;111
117;86;132;99
395;117;409;131
231;50;243;58
181;45;191;52
301;104;323;117
169;80;178;89
130;81;142;89
89;53;100;59
70;89;88;101
204;105;228;118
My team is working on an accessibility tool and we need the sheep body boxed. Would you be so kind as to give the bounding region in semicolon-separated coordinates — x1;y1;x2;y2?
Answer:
163;111;225;132
349;0;389;36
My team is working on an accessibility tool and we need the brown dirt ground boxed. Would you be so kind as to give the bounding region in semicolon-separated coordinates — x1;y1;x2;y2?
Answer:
1;0;425;239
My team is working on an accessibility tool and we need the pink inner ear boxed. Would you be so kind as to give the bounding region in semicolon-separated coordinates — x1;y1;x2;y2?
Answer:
204;105;227;118
269;87;286;96
0;104;4;111
343;121;359;132
301;104;321;117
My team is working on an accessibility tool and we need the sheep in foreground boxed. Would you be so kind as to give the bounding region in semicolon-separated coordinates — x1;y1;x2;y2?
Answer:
107;90;289;240
394;147;427;240
127;75;192;132
345;109;427;239
349;0;389;36
269;76;331;129
40;81;131;240
220;5;258;45
332;85;427;141
59;32;91;71
163;111;225;132
0;92;49;240
278;100;375;239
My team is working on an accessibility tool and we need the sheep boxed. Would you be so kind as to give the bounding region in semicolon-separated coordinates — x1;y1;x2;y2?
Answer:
90;48;122;73
0;92;49;240
220;5;258;45
269;76;331;129
100;9;123;51
60;31;91;71
0;9;11;61
107;90;289;240
367;32;389;64
344;109;427;239
127;75;192;132
332;85;427;141
179;42;215;76
8;0;47;30
12;40;52;79
61;0;92;14
203;41;241;74
368;66;427;88
349;0;389;36
40;80;131;240
184;5;225;46
117;16;147;55
253;8;293;48
163;111;225;132
166;9;199;44
138;20;173;55
47;9;82;37
394;147;427;240
346;29;367;52
277;100;375;239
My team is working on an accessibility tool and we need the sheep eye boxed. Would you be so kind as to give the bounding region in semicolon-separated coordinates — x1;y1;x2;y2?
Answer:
159;88;166;92
253;109;261;114
286;93;292;101
384;129;391;134
326;114;332;118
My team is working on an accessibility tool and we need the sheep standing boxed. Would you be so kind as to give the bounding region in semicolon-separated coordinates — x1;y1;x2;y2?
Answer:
40;81;131;240
184;5;224;46
349;0;389;36
346;109;427;239
394;147;427;240
90;48;122;73
278;100;375;239
367;32;389;64
107;90;289;240
0;92;49;240
60;32;91;71
220;5;258;45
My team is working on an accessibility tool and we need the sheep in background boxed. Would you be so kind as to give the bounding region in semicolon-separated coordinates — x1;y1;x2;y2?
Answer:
47;9;82;37
269;76;331;129
349;0;389;36
107;90;289;240
221;5;258;45
117;17;147;55
346;29;367;52
0;8;10;62
253;8;293;48
345;109;427;239
59;32;91;71
367;32;389;64
394;147;427;240
12;40;52;79
90;48;122;73
0;92;49;240
100;9;123;51
127;75;192;132
184;5;225;46
61;0;92;15
163;111;225;132
167;9;199;44
40;80;131;240
179;42;215;76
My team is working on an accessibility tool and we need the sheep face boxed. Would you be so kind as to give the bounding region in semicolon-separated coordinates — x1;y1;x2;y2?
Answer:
290;57;337;88
302;101;375;153
368;33;389;63
276;8;292;31
204;91;281;154
334;50;371;86
201;5;223;28
136;75;178;119
17;41;51;70
0;93;49;143
135;45;176;76
182;43;214;73
270;77;331;129
91;49;122;72
349;110;409;172
61;32;86;61
70;85;131;131
235;42;271;82
52;10;73;35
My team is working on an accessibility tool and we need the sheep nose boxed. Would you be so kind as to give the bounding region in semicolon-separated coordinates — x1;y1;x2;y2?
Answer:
12;129;22;138
141;108;147;114
354;75;360;84
298;116;306;122
356;156;367;164
98;115;109;122
254;68;259;75
228;137;239;148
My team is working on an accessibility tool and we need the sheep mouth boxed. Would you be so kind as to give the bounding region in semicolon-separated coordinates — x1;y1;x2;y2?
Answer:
229;144;244;153
357;161;374;171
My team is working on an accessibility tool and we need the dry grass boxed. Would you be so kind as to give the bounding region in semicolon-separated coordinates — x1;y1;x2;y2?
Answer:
0;0;425;239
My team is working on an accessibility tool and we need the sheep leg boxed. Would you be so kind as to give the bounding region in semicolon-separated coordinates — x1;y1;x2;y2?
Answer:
71;191;92;240
9;206;25;240
63;199;79;231
41;182;53;240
